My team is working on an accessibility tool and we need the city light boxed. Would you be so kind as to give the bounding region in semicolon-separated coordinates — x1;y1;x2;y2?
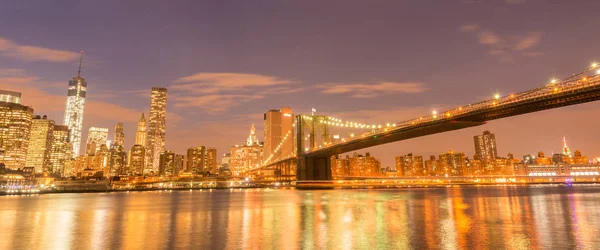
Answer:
494;93;500;99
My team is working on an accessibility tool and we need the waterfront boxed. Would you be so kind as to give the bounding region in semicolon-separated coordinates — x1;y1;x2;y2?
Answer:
1;186;600;249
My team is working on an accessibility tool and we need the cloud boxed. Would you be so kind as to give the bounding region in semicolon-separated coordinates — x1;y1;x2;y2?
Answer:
173;72;294;91
174;94;264;113
514;32;542;51
0;36;80;63
477;32;500;45
320;82;427;98
171;72;300;111
459;25;543;62
459;24;479;33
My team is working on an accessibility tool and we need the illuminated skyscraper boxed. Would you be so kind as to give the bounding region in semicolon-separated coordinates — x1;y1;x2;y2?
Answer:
263;107;294;164
145;87;167;173
159;150;183;176
63;52;86;156
0;100;33;170
562;136;572;157
230;124;263;176
187;146;206;173
49;125;72;176
473;131;498;161
109;145;127;176
128;144;145;175
25;115;55;173
114;122;125;147
395;153;424;176
135;113;147;147
86;127;108;155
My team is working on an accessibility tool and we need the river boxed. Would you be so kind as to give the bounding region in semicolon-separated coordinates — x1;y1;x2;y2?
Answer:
1;185;600;249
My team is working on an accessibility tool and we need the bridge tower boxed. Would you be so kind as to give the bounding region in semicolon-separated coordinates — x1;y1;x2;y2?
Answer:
296;115;333;180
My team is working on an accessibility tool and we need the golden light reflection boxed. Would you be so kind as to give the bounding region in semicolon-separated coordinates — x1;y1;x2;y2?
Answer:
0;187;599;248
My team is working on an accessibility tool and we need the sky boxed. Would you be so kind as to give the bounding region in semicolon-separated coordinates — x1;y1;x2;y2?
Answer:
1;0;600;167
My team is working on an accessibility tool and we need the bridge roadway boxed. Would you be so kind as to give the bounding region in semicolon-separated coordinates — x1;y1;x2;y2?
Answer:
255;69;600;181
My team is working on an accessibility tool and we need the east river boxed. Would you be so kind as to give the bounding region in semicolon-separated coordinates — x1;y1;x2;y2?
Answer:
1;185;600;249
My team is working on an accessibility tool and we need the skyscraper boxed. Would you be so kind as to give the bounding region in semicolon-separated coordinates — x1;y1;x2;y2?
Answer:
25;115;55;173
263;107;293;163
63;52;86;156
0;100;33;170
49;125;72;176
114;122;125;147
473;131;498;161
187;146;206;173
230;124;263;176
159;150;183;176
86;127;108;155
145;87;167;174
128;144;145;175
135;113;147;147
562;136;572;157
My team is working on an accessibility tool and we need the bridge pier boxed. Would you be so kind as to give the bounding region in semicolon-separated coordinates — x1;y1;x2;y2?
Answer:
297;156;332;181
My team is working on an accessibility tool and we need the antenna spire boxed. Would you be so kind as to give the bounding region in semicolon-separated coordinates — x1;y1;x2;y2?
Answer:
77;51;83;79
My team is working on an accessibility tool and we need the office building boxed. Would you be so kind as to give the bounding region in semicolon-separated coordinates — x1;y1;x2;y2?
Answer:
348;152;381;177
473;131;498;161
128;144;145;175
86;127;108;155
332;154;350;177
146;87;167;174
159;150;182;176
25;115;55;173
395;153;424;176
49;125;72;176
438;150;468;176
114;122;125;147
0;101;33;170
109;145;127;176
63;53;86;156
230;124;263;176
135;113;147;147
263;107;293;163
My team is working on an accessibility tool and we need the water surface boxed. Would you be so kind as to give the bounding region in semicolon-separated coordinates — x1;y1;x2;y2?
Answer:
1;186;600;249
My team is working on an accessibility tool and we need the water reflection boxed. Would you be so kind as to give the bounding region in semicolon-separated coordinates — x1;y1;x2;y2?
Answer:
1;186;600;249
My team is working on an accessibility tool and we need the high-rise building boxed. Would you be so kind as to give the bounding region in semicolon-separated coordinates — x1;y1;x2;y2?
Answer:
146;87;167;174
0;90;21;104
395;153;424;176
473;131;498;161
206;147;217;173
332;154;350;177
263;107;294;163
159;150;182;176
0;101;33;170
187;146;206;173
25;115;55;173
185;146;218;174
86;127;108;155
230;124;263;176
63;52;86;156
135;113;147;147
424;155;440;176
128;144;145;175
49;125;72;176
108;145;127;176
114;122;125;147
438;150;468;176
562;137;572;157
348;152;381;177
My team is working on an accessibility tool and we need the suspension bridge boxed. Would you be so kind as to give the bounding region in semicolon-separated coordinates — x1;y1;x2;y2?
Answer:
249;63;600;181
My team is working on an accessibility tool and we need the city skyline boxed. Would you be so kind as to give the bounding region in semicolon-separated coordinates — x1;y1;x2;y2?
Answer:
2;1;600;167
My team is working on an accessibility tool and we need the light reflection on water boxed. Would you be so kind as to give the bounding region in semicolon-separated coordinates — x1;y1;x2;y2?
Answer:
1;186;600;249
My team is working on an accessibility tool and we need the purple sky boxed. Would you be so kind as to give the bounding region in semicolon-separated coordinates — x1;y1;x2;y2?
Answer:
2;0;600;167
